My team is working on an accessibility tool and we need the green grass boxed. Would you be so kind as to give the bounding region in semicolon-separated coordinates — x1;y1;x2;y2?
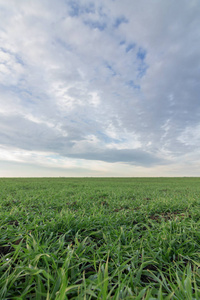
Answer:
0;177;200;299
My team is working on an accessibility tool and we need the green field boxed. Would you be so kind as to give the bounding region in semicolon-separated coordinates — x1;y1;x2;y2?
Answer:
0;177;200;299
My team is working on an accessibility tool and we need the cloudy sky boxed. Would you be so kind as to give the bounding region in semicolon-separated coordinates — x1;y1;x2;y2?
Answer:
0;0;200;177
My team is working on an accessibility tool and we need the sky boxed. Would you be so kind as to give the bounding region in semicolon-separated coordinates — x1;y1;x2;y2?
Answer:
0;0;200;177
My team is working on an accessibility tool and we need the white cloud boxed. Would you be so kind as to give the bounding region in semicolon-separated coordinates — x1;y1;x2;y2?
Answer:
0;0;200;176
178;124;200;147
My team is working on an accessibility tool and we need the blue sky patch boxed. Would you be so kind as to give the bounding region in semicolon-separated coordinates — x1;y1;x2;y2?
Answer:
97;131;121;144
119;40;126;46
84;20;107;31
2;84;32;97
126;43;135;53
126;80;140;90
114;16;128;28
54;38;72;51
68;1;95;17
15;54;25;66
68;1;80;17
105;62;116;76
137;63;148;78
137;47;146;61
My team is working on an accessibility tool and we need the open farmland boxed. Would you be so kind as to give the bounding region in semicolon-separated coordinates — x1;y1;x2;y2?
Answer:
0;177;200;299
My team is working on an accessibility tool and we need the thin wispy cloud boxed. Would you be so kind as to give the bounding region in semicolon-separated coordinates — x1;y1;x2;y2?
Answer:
0;0;200;176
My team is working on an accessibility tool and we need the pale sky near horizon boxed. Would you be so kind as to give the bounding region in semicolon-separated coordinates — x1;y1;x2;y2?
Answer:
0;0;200;177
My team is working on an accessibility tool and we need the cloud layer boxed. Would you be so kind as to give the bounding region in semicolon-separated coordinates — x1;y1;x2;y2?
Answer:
0;0;200;176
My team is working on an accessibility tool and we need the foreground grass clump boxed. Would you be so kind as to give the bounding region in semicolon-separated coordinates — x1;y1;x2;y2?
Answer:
0;177;200;299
